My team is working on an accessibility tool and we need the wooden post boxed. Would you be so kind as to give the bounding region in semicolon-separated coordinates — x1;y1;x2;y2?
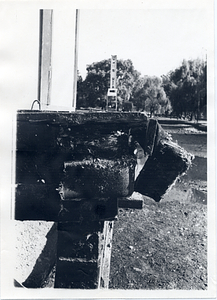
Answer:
106;95;108;111
98;221;114;288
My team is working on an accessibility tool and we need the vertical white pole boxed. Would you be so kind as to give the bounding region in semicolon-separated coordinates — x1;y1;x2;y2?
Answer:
38;9;53;108
72;9;80;110
109;55;117;111
110;55;117;89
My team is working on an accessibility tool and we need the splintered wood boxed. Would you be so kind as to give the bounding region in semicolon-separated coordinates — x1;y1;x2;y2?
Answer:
98;221;114;288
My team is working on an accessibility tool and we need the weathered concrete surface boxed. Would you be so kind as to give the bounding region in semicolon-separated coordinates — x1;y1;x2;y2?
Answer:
134;139;193;201
15;111;193;221
14;111;194;289
15;221;56;286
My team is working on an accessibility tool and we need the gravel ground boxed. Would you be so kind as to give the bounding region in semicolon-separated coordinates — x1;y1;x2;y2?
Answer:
109;123;207;289
15;221;54;285
109;200;207;289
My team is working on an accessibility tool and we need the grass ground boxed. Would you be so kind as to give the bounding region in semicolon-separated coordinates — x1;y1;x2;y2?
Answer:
109;199;207;289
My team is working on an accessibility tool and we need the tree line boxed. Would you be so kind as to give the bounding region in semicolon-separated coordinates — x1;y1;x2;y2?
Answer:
76;57;207;120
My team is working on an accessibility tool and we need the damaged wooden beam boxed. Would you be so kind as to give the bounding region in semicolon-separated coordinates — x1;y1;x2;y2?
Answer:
15;111;193;289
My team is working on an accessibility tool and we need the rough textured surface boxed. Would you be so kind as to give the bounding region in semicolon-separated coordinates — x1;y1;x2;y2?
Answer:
54;260;98;289
98;221;114;288
16;111;148;157
14;121;206;289
110;201;207;290
62;158;135;198
134;139;193;201
15;184;60;221
15;112;148;221
15;221;55;285
58;198;118;223
22;223;57;288
109;123;207;290
54;221;103;289
15;112;193;222
14;113;196;289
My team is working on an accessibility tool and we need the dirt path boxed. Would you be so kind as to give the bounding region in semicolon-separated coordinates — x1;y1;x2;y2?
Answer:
110;201;207;289
109;123;207;289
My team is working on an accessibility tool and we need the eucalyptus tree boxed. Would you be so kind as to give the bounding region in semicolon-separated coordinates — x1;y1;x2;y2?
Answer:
77;58;140;109
131;75;170;116
165;58;207;120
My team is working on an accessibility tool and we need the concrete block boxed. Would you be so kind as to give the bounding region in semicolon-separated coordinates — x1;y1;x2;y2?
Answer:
58;198;118;222
57;229;99;260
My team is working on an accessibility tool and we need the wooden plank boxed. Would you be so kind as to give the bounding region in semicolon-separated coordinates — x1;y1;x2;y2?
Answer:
16;111;148;155
17;111;148;125
98;221;114;288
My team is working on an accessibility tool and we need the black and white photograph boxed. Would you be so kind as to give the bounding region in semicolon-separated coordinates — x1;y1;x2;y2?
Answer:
0;0;216;298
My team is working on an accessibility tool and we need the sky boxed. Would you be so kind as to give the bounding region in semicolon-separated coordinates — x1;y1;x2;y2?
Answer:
78;9;208;79
0;2;210;111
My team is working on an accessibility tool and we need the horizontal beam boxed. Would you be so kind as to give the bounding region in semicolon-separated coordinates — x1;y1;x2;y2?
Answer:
118;198;143;209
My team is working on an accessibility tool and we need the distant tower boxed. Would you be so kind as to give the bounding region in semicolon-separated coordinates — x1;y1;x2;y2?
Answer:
107;55;117;110
110;55;117;90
